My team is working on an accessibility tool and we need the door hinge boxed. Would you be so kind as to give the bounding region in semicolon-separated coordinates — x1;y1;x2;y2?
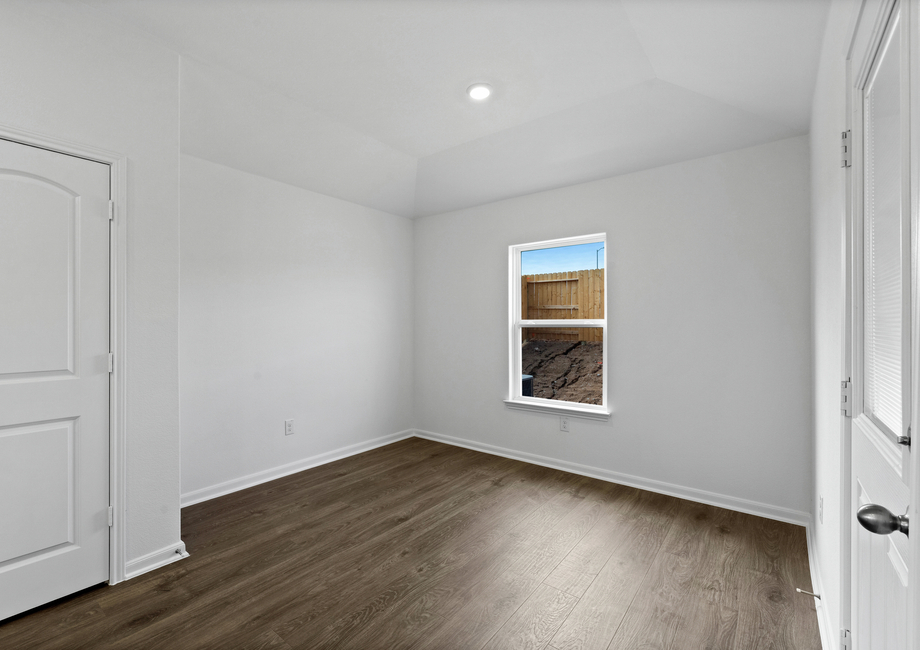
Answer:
108;200;114;221
108;506;114;527
841;379;852;417
841;629;850;650
108;352;114;373
841;130;852;167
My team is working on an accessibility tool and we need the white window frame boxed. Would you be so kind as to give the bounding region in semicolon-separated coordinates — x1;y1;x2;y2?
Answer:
504;233;611;420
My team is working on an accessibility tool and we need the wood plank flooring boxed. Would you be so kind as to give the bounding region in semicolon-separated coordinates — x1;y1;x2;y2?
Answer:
0;438;822;649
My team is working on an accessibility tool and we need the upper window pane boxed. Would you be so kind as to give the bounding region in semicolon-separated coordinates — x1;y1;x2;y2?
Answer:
521;243;604;320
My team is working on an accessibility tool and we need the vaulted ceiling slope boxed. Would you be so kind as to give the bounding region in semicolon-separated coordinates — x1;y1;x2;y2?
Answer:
82;0;831;218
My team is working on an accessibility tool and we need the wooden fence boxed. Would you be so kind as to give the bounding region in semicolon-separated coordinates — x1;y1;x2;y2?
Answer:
522;269;604;342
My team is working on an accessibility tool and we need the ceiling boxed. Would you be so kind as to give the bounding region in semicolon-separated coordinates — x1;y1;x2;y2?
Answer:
81;0;831;217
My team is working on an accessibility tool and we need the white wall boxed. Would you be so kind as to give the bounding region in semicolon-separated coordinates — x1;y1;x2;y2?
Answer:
0;1;182;567
810;0;861;640
179;155;415;500
415;136;813;519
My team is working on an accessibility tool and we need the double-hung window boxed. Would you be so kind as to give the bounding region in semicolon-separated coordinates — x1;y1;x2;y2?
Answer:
505;234;611;420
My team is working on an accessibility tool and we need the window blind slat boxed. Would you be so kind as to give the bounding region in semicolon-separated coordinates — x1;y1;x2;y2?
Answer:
863;18;903;436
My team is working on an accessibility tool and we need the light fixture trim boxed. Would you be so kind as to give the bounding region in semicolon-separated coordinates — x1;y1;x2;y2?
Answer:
467;83;493;100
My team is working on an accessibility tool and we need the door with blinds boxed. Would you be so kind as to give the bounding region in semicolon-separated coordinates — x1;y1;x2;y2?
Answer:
847;0;916;647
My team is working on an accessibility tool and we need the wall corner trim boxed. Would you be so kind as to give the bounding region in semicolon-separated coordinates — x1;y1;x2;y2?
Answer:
180;430;417;508
124;542;189;581
412;428;811;527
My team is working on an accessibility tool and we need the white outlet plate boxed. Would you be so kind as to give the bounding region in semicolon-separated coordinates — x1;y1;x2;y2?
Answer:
285;419;294;436
560;417;570;432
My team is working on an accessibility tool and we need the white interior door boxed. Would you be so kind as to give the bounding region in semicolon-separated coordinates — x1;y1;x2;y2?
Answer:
0;138;111;620
849;1;914;647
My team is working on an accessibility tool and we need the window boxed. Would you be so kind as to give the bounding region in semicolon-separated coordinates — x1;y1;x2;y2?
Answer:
505;234;610;420
859;8;911;445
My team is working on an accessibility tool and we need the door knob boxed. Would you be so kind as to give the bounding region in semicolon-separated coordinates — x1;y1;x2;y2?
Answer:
857;503;909;537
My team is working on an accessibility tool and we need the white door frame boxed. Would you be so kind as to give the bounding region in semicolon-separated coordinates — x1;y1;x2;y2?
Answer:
843;0;920;647
0;123;129;585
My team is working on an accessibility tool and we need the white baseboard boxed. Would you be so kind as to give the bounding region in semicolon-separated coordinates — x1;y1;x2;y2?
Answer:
413;428;811;527
804;523;833;650
180;430;416;507
124;541;189;580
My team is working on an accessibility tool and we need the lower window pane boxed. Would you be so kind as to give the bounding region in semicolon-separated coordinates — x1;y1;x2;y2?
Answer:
522;327;602;405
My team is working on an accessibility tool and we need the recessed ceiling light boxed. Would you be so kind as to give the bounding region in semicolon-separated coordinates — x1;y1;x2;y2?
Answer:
467;83;492;100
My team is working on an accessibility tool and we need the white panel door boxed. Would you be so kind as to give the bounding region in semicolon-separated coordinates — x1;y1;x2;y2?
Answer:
0;138;111;620
849;1;913;647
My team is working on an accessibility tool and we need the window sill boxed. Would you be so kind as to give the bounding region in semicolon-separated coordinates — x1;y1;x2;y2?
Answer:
503;398;612;421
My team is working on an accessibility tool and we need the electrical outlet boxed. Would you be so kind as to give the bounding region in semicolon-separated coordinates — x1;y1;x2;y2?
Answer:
560;416;570;433
819;496;824;524
284;419;294;436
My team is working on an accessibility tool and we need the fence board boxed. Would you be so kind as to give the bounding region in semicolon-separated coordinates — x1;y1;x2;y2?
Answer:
521;275;528;340
589;270;596;341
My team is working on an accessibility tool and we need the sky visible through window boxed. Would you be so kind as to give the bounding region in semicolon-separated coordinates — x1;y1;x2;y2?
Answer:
521;242;605;275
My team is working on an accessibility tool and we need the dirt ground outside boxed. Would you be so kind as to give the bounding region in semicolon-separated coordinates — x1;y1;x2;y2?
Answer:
521;339;603;405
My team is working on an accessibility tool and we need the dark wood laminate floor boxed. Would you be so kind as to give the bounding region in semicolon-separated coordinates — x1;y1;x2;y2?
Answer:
0;438;821;649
